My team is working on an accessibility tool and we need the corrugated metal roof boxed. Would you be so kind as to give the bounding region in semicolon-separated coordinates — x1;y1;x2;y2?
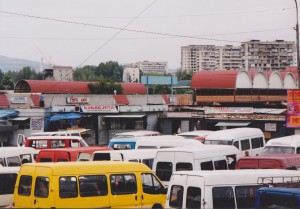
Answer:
191;70;239;89
121;83;146;95
30;94;40;106
113;95;129;105
15;80;90;94
0;94;10;107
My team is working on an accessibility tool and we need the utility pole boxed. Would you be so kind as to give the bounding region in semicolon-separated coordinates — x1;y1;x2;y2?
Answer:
295;0;300;88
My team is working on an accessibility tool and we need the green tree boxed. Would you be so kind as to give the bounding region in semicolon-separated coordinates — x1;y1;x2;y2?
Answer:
88;76;123;94
176;69;192;80
95;61;123;82
2;75;15;90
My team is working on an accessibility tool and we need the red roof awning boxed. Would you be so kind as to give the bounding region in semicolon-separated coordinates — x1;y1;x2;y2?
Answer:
113;95;129;105
0;94;10;107
121;83;146;95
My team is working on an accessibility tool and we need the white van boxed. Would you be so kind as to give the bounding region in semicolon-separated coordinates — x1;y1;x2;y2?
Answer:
177;130;213;142
0;166;20;207
0;147;39;167
204;128;265;156
135;136;202;149
152;145;243;186
111;130;161;139
261;135;300;155
166;169;300;209
92;149;158;169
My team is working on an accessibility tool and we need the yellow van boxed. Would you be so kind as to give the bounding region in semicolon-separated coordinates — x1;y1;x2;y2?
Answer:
13;161;167;208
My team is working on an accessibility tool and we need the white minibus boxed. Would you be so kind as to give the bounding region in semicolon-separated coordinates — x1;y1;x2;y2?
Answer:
0;166;19;207
166;169;300;209
177;130;213;142
92;149;159;169
261;135;300;155
109;135;201;150
0;147;39;167
135;136;202;149
204;128;265;156
152;145;243;186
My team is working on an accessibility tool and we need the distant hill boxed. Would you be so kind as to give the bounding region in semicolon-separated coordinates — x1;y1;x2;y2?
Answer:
0;55;41;72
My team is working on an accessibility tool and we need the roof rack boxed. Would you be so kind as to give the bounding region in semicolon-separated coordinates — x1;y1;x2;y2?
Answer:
257;176;300;188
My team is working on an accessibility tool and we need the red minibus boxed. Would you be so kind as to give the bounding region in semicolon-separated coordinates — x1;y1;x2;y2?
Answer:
236;154;300;170
36;147;112;162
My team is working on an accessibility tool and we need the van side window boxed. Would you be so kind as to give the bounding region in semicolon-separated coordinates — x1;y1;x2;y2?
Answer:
141;173;165;194
40;158;52;162
0;158;4;166
7;156;21;167
79;175;108;197
34;177;49;198
110;174;137;195
251;138;261;149
142;159;154;169
0;173;17;195
169;185;184;208
59;176;78;198
137;146;157;149
71;140;80;147
233;141;239;150
176;163;193;171
18;175;32;196
235;185;262;209
156;162;173;181
297;147;300;154
241;139;250;151
212;187;235;209
201;161;213;170
214;160;228;170
186;187;201;209
259;193;298;209
30;140;47;148
20;154;32;164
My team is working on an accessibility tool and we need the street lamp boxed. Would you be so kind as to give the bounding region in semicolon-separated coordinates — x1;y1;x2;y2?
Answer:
294;0;300;88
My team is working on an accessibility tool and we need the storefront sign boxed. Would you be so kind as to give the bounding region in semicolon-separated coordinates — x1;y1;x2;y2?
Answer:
31;117;44;130
10;96;27;104
204;107;253;114
66;97;89;104
265;123;276;132
287;113;300;128
80;105;119;113
287;90;293;103
294;90;300;103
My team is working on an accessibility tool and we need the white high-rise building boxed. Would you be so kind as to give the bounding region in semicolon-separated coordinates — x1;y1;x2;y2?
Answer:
123;67;140;83
216;45;242;70
241;40;296;71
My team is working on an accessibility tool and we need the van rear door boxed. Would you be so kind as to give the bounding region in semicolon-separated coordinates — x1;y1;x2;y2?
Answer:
14;166;36;208
32;166;54;208
186;175;204;209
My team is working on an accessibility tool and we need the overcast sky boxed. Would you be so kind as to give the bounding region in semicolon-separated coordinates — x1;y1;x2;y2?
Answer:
0;0;297;69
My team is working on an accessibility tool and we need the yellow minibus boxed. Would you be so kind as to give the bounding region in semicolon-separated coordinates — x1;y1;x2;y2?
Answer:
13;161;167;208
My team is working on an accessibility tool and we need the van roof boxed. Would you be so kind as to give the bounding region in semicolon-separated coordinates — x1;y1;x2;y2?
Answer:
26;136;85;140
109;135;185;143
172;169;299;186
238;154;300;161
265;135;300;146
113;130;161;138
156;145;241;158
30;129;90;136
0;166;20;173
0;147;39;157
177;130;213;137
258;187;300;195
135;138;202;147
38;147;111;153
21;161;151;175
205;128;263;141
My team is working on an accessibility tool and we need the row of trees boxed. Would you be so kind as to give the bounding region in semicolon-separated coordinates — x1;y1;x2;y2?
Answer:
0;61;193;94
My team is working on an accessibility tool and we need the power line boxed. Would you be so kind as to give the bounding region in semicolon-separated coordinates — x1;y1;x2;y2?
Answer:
0;27;293;41
77;0;158;67
0;10;240;43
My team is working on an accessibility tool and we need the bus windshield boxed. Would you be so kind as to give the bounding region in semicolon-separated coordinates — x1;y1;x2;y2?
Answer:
204;140;232;145
261;146;295;155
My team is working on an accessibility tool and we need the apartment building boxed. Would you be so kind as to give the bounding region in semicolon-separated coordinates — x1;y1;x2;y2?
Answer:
123;67;140;83
181;45;217;73
43;66;73;81
216;45;242;70
241;40;296;71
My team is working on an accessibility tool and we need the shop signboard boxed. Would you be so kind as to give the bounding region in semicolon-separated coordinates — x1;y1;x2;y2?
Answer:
80;105;119;113
265;123;276;132
287;90;300;128
31;117;44;131
66;97;89;104
204;107;253;114
10;96;27;104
